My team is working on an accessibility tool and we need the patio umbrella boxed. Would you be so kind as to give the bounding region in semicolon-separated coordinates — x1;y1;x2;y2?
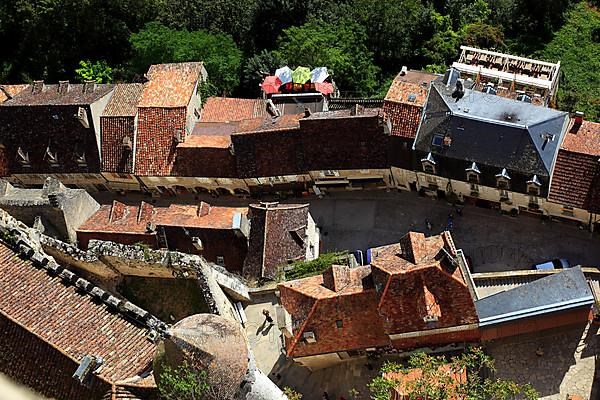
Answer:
275;66;293;84
314;81;334;95
310;67;329;83
261;76;282;94
292;66;311;84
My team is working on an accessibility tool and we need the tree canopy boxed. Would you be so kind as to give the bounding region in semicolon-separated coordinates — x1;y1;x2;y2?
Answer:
368;348;538;400
0;0;597;117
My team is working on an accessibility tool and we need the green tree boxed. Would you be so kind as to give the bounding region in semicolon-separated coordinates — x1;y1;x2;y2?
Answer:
537;2;600;121
75;60;113;83
368;348;538;400
130;22;242;95
242;49;286;96
421;11;461;69
461;22;505;50
275;19;380;96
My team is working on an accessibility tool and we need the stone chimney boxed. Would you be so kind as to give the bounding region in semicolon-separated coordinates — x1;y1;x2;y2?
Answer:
58;80;70;94
83;80;96;93
322;265;351;292
197;201;211;217
32;80;45;94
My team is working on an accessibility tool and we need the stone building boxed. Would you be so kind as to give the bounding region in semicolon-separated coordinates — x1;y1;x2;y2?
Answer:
243;202;320;280
277;231;478;370
0;177;99;243
0;80;114;191
0;212;165;400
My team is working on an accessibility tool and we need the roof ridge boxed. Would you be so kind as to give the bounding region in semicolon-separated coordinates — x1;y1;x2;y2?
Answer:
0;210;169;340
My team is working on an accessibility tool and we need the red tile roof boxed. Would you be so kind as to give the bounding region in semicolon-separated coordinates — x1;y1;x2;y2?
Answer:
154;203;247;229
201;97;265;123
382;71;436;139
235;114;303;134
177;135;232;149
279;231;479;358
138;62;204;108
561;120;600;155
548;119;600;210
79;201;246;234
0;242;157;398
103;83;143;117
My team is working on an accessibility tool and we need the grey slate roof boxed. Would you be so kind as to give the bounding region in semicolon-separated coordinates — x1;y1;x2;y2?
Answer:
475;267;594;326
414;76;569;176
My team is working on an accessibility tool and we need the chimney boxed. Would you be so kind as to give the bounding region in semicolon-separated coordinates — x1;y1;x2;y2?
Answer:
350;104;364;116
322;265;351;292
83;80;96;93
197;201;211;217
304;107;312;118
569;111;584;134
32;80;45;94
58;80;70;94
259;201;279;209
400;66;408;76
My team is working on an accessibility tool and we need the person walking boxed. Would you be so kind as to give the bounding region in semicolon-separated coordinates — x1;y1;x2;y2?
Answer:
262;309;274;325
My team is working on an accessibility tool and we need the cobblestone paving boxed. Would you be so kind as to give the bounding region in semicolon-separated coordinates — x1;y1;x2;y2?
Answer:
487;323;599;399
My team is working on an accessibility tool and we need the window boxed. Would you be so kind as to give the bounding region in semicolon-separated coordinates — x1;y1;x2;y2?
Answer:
499;189;509;200
335;320;343;328
527;175;541;196
431;134;444;147
423;163;435;174
421;152;436;174
470;183;479;193
497;179;509;190
465;162;480;183
562;206;574;216
467;172;479;184
216;256;225;266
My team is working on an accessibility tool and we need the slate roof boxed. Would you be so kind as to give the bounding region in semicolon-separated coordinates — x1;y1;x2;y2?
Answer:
201;97;265;123
414;77;569;176
1;83;114;106
138;62;204;108
0;241;157;398
548;120;600;210
475;267;594;326
102;83;144;117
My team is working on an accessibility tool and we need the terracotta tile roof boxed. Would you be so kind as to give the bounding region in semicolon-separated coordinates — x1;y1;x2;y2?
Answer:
548;119;600;211
234;114;303;134
548;150;600;210
177;135;231;149
201;97;265;123
154;203;247;229
103;83;144;117
561;119;600;155
0;242;157;395
0;84;29;102
138;62;204;108
1;83;114;106
384;72;434;106
382;71;436;138
78;201;156;234
192;121;240;136
79;201;246;233
278;231;479;358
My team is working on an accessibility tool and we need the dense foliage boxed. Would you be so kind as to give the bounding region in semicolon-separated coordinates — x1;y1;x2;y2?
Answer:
284;251;348;280
368;348;538;400
0;0;597;116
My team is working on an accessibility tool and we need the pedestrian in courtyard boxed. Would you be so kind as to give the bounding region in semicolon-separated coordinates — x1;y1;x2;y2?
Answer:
262;309;274;325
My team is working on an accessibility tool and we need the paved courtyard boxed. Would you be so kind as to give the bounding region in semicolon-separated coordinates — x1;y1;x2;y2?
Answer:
95;189;600;273
487;322;599;399
309;190;600;272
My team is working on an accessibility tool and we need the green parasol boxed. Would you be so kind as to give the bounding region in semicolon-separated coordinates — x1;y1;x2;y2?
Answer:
292;66;311;84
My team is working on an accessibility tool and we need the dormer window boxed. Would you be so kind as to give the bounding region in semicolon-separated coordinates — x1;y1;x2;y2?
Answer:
527;175;541;196
45;146;59;167
75;152;87;168
421;152;436;174
465;162;480;184
495;168;511;190
17;147;31;167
